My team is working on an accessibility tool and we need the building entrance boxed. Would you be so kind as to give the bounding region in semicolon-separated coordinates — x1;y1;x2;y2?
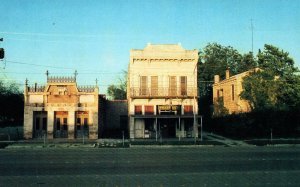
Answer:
159;118;177;138
33;111;47;138
75;111;89;138
54;111;68;138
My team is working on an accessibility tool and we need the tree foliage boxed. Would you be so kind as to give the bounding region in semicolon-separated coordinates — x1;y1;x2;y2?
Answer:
198;43;257;116
213;98;229;117
241;44;300;111
198;43;299;114
0;81;23;126
198;43;257;97
107;71;127;100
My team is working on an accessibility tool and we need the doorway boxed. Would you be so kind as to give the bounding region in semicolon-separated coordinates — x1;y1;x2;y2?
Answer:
54;111;68;138
159;118;177;138
33;111;47;138
75;111;89;139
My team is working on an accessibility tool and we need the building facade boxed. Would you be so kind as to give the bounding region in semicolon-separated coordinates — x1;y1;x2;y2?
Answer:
212;69;259;114
24;72;101;139
127;43;199;139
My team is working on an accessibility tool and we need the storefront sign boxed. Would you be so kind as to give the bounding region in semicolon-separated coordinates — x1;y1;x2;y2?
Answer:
158;105;178;111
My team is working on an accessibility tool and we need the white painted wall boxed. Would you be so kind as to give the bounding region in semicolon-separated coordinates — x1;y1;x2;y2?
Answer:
29;95;44;103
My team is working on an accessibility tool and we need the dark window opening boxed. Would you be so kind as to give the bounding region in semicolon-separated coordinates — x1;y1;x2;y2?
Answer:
56;118;61;130
35;117;40;130
63;118;67;125
84;118;88;130
232;84;235;101
42;117;47;131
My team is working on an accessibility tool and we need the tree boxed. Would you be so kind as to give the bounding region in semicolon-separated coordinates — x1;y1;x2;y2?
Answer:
240;70;278;110
198;43;257;96
239;52;257;73
107;71;127;100
0;80;23;126
257;44;297;77
198;43;256;116
275;74;300;109
241;44;300;111
213;97;229;117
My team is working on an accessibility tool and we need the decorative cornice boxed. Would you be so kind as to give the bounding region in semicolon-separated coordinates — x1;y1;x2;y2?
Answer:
78;85;96;93
47;76;76;83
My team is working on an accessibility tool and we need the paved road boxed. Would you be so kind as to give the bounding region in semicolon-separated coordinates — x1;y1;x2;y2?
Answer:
1;146;300;186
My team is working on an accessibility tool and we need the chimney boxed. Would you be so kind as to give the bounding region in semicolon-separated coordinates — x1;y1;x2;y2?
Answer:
214;75;220;83
225;69;230;79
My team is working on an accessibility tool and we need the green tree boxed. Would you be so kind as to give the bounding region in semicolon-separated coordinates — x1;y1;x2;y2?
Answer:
107;71;127;100
257;44;297;77
241;44;300;110
198;43;257;97
213;97;229;117
276;74;300;109
240;70;278;110
0;80;23;126
198;43;256;116
239;52;257;72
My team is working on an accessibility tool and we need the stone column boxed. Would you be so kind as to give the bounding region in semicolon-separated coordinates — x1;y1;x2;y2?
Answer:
47;110;54;139
193;116;199;138
89;110;98;139
129;117;135;139
24;106;33;139
68;110;75;139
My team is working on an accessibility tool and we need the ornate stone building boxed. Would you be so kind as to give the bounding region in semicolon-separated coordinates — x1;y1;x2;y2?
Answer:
24;71;101;139
212;69;259;114
127;43;200;139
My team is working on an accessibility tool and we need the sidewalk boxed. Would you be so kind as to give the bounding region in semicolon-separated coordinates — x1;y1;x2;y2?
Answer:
1;133;254;149
204;132;252;147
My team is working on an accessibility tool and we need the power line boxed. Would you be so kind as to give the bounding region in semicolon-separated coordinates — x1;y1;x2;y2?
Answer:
0;31;103;38
6;60;75;70
2;71;125;75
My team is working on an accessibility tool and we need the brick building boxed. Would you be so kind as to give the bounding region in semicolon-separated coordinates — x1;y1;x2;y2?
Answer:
24;72;103;139
127;43;200;139
212;69;259;114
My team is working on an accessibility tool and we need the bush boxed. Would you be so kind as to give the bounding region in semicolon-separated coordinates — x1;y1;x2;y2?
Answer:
206;108;300;139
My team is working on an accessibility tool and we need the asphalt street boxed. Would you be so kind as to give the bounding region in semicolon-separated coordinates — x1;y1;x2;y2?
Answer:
0;146;300;186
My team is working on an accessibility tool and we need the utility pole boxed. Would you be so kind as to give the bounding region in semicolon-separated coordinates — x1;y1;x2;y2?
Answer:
200;116;203;141
0;38;4;60
250;19;254;54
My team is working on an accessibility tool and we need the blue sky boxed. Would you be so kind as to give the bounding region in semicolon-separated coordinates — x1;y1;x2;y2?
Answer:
0;0;299;94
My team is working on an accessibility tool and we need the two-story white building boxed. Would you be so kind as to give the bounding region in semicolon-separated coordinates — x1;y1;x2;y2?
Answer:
127;43;199;139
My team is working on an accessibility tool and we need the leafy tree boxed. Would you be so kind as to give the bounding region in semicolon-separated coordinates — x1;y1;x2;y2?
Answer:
241;44;300;111
198;43;258;96
257;44;297;77
240;70;278;110
239;52;257;73
213;97;229;117
107;71;127;100
0;80;23;126
275;74;300;109
198;43;256;116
